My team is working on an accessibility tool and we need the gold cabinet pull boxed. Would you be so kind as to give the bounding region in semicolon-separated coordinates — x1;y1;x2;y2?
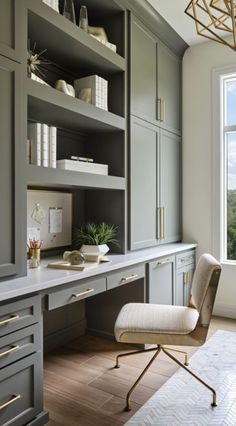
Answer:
0;394;21;410
0;315;19;327
160;207;165;240
157;258;171;267
121;274;139;283
160;98;165;122
183;271;187;285
72;288;94;298
157;98;165;122
0;345;20;358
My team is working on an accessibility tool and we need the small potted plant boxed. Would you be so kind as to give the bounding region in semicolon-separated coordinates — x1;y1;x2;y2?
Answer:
73;222;118;258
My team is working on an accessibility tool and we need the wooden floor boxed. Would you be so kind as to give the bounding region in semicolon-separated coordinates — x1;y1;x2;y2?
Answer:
44;316;236;426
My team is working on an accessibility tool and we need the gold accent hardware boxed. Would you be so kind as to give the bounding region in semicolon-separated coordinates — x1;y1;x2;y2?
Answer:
0;394;21;411
185;0;236;52
0;345;20;358
72;288;94;298
121;274;139;283
160;207;165;240
116;344;217;411
160;98;165;122
164;346;189;365
181;255;194;263
183;271;187;285
157;258;171;267
0;315;19;327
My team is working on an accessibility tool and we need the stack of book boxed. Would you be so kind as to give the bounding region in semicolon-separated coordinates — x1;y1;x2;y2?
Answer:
57;159;108;175
28;123;57;168
74;75;108;111
42;0;59;12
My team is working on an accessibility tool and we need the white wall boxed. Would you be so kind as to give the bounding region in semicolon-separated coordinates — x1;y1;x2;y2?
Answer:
183;40;236;319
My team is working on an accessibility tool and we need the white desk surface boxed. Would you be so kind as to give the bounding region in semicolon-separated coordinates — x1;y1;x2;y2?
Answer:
0;242;197;302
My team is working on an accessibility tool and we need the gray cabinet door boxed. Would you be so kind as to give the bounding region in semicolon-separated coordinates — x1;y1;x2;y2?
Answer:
157;42;181;134
158;129;181;244
0;0;24;62
175;265;194;306
0;55;25;278
130;14;157;123
148;256;175;305
130;116;158;250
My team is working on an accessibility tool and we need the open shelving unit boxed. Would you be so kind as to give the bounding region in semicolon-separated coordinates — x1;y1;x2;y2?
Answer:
26;0;127;253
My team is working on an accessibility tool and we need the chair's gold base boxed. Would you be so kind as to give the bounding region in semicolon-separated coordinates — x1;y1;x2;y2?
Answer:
115;345;217;411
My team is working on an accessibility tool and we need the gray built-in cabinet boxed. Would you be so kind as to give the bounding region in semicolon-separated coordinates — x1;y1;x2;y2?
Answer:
0;54;26;279
147;256;175;305
130;117;181;250
130;14;181;134
129;13;182;251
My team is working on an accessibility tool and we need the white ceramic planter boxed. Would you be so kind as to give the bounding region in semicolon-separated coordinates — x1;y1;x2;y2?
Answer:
80;244;109;257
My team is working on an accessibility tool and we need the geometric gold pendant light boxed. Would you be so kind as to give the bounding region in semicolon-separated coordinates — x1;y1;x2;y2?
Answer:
185;0;236;51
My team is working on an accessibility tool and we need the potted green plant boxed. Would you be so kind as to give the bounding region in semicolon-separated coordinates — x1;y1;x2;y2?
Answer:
73;222;118;258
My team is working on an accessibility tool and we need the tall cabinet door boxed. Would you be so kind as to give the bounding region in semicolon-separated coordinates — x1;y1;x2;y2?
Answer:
130;116;157;250
0;55;25;278
158;129;181;244
130;14;157;123
0;0;24;62
157;42;181;134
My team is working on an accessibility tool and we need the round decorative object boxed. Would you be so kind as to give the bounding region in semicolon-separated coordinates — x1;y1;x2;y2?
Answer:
63;250;85;265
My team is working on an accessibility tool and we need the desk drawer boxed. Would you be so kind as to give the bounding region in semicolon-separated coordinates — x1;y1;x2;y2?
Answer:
47;277;106;310
0;352;43;426
0;296;41;338
176;251;195;269
0;323;41;369
107;264;145;290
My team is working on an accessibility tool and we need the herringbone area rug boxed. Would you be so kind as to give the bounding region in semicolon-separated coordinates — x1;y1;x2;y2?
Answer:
126;330;236;425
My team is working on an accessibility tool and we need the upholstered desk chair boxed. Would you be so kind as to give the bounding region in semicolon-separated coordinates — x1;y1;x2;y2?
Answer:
114;253;221;411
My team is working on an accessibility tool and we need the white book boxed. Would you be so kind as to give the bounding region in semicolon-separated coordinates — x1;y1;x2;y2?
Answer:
53;0;59;12
74;75;108;110
57;159;108;175
28;123;41;166
49;126;57;168
41;124;49;167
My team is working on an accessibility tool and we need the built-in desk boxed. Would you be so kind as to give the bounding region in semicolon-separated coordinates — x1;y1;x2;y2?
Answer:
0;242;196;426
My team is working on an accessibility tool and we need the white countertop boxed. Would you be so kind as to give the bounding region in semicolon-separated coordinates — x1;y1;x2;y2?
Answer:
0;243;196;302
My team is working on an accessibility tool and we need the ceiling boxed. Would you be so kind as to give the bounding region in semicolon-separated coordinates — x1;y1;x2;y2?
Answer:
146;0;202;46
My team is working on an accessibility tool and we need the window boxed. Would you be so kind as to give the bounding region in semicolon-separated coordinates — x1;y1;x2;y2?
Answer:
221;74;236;261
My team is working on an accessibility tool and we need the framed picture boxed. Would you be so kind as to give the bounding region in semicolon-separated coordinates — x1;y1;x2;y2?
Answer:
27;189;72;250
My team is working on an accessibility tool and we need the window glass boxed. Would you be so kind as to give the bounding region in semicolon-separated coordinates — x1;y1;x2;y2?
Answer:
226;79;236;126
227;132;236;260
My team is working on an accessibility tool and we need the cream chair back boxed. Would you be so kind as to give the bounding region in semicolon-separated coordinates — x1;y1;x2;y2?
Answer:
189;254;221;327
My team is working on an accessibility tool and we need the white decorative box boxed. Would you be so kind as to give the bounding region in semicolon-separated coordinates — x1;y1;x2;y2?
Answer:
56;159;108;175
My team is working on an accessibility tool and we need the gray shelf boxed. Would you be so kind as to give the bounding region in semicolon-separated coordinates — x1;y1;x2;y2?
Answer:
27;1;126;75
27;79;126;133
27;165;126;191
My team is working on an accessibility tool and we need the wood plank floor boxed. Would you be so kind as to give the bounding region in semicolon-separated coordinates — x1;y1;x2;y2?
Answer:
44;316;236;426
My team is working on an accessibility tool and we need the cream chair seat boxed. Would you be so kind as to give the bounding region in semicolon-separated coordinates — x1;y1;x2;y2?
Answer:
114;253;221;411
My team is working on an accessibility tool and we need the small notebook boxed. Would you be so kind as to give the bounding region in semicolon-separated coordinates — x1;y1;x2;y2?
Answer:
47;261;99;271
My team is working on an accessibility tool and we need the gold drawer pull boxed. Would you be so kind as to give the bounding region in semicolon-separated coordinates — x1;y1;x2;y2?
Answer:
0;315;19;327
72;288;94;298
0;345;20;358
0;394;21;410
121;274;139;283
157;258;171;267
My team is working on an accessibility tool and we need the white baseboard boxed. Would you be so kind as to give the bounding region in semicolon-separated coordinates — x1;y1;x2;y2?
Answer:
213;303;236;319
44;319;86;353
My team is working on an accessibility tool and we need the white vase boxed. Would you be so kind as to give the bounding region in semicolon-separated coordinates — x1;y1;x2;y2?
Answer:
80;244;109;257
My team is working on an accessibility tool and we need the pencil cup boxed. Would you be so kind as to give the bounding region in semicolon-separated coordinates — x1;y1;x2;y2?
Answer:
29;248;41;267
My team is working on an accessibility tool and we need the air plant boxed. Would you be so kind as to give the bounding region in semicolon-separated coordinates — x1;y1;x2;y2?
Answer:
27;41;50;80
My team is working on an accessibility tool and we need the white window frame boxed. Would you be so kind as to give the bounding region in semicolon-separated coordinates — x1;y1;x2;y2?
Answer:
212;65;236;264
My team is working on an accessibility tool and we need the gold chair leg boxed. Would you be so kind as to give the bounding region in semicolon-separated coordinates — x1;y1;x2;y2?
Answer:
162;347;217;407
125;346;162;411
115;346;158;368
164;346;189;366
